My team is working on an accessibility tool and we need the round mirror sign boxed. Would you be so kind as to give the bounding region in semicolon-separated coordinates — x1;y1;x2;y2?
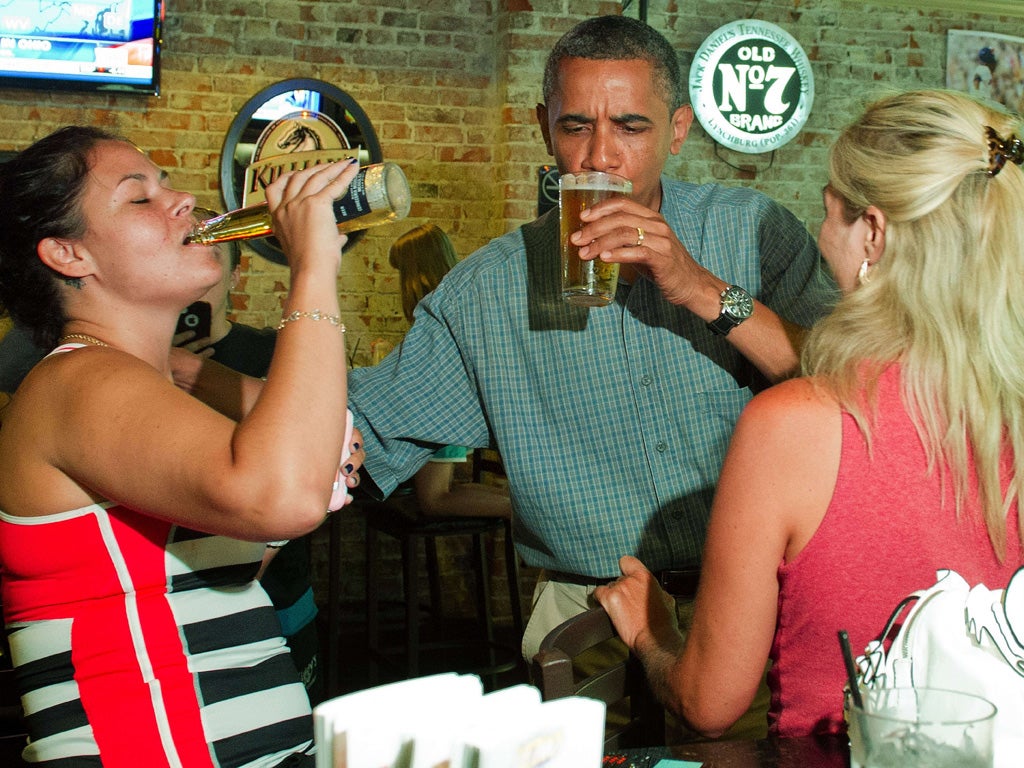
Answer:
689;19;814;154
219;78;383;264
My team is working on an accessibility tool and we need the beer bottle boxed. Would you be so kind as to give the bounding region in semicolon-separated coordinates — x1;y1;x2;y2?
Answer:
186;162;411;245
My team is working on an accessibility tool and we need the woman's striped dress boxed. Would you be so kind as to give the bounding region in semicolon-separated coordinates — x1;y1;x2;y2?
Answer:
0;501;313;767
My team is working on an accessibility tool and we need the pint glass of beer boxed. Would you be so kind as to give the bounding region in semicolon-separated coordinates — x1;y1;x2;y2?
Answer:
559;171;633;306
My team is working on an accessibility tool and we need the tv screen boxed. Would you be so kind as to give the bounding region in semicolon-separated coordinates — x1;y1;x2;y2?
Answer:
252;90;323;122
0;0;163;96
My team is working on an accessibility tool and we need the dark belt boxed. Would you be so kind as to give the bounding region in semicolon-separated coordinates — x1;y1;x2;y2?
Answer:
547;566;700;599
658;567;700;599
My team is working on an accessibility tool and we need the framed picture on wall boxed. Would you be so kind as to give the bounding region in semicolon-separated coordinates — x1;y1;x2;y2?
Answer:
947;29;1024;115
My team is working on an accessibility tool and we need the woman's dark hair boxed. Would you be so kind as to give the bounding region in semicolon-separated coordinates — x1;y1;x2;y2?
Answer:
0;125;125;349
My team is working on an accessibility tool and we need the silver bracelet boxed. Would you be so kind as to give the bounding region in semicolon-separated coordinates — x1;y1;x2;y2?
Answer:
276;309;346;332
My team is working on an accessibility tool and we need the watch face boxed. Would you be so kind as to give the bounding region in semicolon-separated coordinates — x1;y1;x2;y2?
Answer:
722;286;754;320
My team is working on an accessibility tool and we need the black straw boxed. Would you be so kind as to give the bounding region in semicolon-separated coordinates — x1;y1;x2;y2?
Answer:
838;629;864;709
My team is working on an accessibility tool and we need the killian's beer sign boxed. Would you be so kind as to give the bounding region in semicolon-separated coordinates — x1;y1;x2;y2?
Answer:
689;20;814;154
243;110;359;206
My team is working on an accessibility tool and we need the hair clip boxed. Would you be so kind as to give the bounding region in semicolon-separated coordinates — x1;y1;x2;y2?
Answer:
985;126;1024;177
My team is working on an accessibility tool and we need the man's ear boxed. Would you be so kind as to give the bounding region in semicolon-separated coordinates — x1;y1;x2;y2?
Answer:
536;103;554;156
37;238;92;280
669;105;694;155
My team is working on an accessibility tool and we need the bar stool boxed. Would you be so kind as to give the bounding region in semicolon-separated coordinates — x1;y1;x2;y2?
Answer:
363;450;523;689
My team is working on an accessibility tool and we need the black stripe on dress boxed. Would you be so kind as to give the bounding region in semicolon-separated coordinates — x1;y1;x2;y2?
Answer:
13;650;73;694
197;652;301;707
24;698;89;741
24;757;103;768
170;561;262;592
212;715;313;768
180;606;281;655
169;526;211;543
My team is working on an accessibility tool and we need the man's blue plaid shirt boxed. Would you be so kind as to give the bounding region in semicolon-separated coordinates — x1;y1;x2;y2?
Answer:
349;177;836;577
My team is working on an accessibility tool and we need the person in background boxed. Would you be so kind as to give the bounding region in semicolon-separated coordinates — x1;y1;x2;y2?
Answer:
0;321;40;394
387;222;511;520
344;13;834;710
0;126;361;767
595;89;1024;737
0;321;25;424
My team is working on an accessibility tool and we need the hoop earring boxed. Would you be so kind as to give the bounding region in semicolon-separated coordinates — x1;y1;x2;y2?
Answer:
857;258;872;286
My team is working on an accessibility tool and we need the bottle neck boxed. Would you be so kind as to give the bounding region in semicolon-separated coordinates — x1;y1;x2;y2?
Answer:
187;203;272;245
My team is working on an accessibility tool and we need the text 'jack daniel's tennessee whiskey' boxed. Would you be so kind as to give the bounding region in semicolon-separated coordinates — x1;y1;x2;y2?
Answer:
186;162;411;245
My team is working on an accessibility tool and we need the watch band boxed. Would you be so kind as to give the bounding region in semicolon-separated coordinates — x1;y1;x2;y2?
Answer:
707;312;741;336
706;284;753;336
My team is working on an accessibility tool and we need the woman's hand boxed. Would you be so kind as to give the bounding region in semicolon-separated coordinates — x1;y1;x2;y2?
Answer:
172;329;216;357
264;158;362;275
594;555;680;652
169;345;206;395
330;425;365;510
594;556;687;722
169;347;263;421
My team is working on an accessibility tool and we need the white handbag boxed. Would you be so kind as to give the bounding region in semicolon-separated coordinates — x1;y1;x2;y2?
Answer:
855;567;1024;768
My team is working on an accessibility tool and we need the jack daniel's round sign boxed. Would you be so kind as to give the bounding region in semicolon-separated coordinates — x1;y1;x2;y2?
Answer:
689;20;814;154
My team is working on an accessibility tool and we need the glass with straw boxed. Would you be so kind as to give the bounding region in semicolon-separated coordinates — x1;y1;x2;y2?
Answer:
840;630;996;768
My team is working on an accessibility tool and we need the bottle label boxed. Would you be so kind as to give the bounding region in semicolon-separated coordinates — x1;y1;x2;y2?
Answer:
332;173;371;222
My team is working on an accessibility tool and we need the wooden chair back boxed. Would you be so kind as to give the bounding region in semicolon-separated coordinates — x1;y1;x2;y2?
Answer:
531;606;665;750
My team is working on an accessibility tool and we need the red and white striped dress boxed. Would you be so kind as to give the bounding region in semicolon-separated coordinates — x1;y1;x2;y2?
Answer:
0;500;314;767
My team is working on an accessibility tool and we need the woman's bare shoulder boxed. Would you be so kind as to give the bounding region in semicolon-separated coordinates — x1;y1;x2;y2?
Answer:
4;347;170;438
739;376;840;434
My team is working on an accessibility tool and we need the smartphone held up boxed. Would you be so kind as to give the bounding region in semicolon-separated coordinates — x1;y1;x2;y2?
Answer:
175;301;212;346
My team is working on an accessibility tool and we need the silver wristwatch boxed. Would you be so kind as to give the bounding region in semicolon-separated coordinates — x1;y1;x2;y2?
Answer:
706;285;753;336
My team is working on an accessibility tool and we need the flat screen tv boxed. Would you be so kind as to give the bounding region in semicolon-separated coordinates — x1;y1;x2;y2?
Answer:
0;0;163;96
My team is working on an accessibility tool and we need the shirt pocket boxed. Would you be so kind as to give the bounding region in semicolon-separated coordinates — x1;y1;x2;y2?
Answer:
693;387;752;465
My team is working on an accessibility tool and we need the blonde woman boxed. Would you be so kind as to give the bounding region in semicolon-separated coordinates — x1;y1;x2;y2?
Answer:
596;90;1024;737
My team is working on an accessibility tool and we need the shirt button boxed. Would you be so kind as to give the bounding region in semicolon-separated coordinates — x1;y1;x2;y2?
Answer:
656;441;667;452
640;374;653;386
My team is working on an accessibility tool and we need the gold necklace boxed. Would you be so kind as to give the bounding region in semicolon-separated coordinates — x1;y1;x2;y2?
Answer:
59;333;110;348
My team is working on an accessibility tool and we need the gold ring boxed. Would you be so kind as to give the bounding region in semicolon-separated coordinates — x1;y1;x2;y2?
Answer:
636;226;645;247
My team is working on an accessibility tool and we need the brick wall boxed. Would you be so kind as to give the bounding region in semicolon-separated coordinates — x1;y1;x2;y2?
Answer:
2;0;1017;346
2;0;1020;625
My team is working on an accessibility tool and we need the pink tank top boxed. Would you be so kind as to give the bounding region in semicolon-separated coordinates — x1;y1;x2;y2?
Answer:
768;365;1022;736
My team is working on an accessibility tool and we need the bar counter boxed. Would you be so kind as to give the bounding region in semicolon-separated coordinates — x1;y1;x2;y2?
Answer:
607;734;849;768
